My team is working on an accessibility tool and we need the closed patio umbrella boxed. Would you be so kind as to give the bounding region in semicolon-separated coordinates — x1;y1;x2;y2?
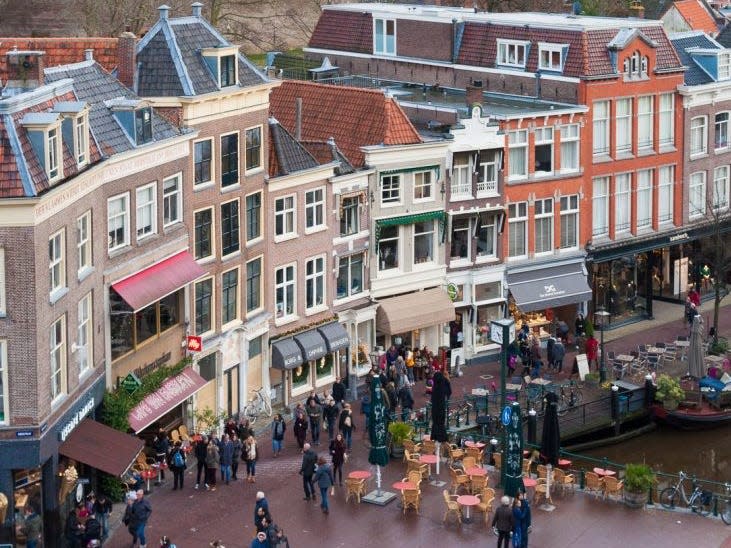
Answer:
540;391;561;467
503;401;524;498
368;374;389;492
688;314;704;379
430;371;451;476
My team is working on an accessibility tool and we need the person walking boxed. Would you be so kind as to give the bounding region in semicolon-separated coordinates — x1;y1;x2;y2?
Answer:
250;531;269;548
299;443;317;501
152;429;169;484
329;433;347;486
254;491;269;526
398;384;414;421
231;433;243;480
492;495;515;548
546;337;556;371
553;338;566;374
194;434;208;489
307;398;323;446
338;403;355;451
313;456;335;514
20;505;42;548
205;439;220;491
168;440;186;490
238;418;254;442
293;406;308;449
323;399;339;442
332;376;346;405
512;496;526;548
125;489;152;548
271;413;286;457
244;434;258;482
219;434;234;485
92;492;112;540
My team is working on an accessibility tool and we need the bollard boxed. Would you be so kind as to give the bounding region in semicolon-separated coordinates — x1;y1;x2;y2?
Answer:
644;374;654;407
579;469;585;489
527;409;537;445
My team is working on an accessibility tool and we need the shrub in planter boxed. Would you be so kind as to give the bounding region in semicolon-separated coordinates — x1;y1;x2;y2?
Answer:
388;421;414;458
584;372;600;386
654;374;684;407
623;463;656;508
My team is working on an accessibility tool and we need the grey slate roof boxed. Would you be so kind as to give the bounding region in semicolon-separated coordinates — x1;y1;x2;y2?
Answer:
136;14;268;98
670;31;721;85
268;117;320;177
45;61;181;155
717;24;731;48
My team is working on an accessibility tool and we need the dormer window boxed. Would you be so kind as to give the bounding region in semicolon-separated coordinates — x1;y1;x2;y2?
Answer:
53;102;90;168
21;112;64;183
201;46;240;89
538;43;567;72
623;51;649;79
719;52;731;80
497;40;529;69
106;98;154;146
374;18;396;56
135;107;152;144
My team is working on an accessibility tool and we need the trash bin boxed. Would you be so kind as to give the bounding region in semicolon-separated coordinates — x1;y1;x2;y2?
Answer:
618;395;629;415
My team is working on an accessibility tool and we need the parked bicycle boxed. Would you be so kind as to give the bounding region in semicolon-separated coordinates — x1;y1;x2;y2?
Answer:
718;483;731;525
243;387;272;425
659;471;714;515
556;380;583;416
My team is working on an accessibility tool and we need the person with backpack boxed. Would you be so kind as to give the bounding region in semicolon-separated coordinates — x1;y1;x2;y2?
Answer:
168;440;186;490
194;434;208;490
271;413;286;457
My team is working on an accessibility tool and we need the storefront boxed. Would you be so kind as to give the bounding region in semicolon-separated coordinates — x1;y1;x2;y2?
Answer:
506;257;591;339
270;322;350;404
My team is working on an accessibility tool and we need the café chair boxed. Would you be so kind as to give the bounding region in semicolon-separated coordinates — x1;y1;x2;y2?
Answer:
465;446;484;464
461;456;477;472
345;478;366;504
447;443;465;466
403;439;422;456
421;439;437;455
401;488;421;515
469;474;488;494
178;424;191;442
584;472;604;498
603;476;624;502
474;489;495;526
442;490;462;524
449;465;470;494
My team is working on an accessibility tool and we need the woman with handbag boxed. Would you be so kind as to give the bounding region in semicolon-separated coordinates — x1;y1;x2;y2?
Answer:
329;433;347;486
243;435;258;483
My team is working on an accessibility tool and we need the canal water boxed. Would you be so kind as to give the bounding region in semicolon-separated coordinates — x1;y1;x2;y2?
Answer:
584;424;731;483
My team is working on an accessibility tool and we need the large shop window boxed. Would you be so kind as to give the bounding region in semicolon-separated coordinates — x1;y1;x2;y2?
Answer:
475;303;503;347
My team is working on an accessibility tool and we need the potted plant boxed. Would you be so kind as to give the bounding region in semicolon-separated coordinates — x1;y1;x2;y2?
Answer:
623;463;656;508
583;372;600;387
388;421;414;459
654;374;684;410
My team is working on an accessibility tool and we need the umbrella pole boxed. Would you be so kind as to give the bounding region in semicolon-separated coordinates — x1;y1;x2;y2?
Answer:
435;441;441;476
376;465;382;495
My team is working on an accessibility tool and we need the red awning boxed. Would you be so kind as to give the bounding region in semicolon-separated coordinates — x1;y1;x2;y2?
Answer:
111;251;206;311
128;368;208;433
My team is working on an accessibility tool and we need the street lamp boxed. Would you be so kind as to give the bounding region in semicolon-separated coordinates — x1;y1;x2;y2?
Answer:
595;307;610;383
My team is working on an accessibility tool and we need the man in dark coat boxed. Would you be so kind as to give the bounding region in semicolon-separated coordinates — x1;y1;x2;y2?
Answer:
492;495;515;548
430;371;451;442
331;377;346;405
299;443;318;501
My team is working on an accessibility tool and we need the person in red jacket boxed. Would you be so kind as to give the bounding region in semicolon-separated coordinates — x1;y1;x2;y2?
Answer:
585;334;599;371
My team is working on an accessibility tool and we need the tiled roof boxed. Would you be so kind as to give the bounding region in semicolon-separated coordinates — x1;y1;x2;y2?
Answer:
301;140;356;176
672;0;719;35
309;10;373;54
0;38;118;83
269;81;421;169
136;15;267;97
268;117;320;177
716;23;731;47
670;31;720;84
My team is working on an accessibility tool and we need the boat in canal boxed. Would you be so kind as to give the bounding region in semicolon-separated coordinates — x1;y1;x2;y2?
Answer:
651;375;731;429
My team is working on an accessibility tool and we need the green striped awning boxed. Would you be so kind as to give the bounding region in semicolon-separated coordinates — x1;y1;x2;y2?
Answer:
375;210;447;244
380;164;441;178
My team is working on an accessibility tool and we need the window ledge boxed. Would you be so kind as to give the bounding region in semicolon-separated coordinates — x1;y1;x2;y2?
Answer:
49;287;69;305
507;175;528;183
380;202;403;209
637;148;655;157
108;245;131;258
221;250;242;262
476;190;500;199
244;167;265;176
475;256;499;265
449;258;472;269
246;236;264;247
221;182;241;193
77;266;95;283
658;144;676;154
412;260;437;270
615;151;634;160
304;225;328;236
193;181;215;192
532;171;554;179
222;319;244;332
274;234;299;244
163;221;184;232
714;146;731;155
305;305;329;316
333;231;368;245
274;315;299;327
195;256;216;266
690;152;709;160
592;154;613;164
413;197;436;204
449;194;474;202
333;291;367;306
245;307;264;320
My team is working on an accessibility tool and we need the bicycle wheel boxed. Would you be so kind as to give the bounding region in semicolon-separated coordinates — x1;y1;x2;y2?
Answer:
690;492;712;516
659;487;679;509
556;397;568;417
721;498;731;525
244;404;258;425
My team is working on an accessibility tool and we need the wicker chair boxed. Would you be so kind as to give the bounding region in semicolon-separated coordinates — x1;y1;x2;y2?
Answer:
407;457;429;480
474;490;494;525
402;488;421;514
465;446;484;464
345;478;366;503
469;474;488;494
178;424;191;442
492;452;502;470
403;470;423;488
461;456;477;471
584;472;603;498
403;440;422;457
421;439;437;455
602;476;624;501
449;466;470;494
442;490;462;524
447;443;465;466
522;458;533;478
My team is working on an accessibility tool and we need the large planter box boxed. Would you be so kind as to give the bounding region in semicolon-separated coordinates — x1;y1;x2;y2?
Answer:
624;489;648;508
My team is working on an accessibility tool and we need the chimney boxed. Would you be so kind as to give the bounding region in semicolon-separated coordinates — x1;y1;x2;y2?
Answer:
118;30;137;90
5;49;45;89
629;1;645;18
465;80;484;109
295;97;302;141
84;49;94;61
158;4;170;20
191;2;203;17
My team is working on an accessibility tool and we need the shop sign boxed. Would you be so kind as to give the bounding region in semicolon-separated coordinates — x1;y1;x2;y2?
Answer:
447;282;459;302
15;430;33;438
187;336;203;352
669;232;689;243
59;398;95;442
133;351;172;379
121;372;142;394
538;284;566;299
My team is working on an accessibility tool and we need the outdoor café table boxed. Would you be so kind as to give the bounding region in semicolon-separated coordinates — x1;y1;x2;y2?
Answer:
419;454;438;479
457;494;480;522
615;354;634;363
646;347;665;354
141;469;156;493
464;441;486;449
523;477;538;498
675;340;690;360
530;378;553;386
349;470;372;480
505;383;522;392
154;462;168;485
557;459;572;469
466;466;487;477
593;467;616;478
392;481;417;492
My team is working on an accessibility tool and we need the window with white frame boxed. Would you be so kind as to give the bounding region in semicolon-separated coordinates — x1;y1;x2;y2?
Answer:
690;116;708;156
413;221;435;264
689;171;706;218
508;130;528;179
538;43;565;71
450;218;470;260
245;127;262;171
658;166;674;223
305;256;325;309
638;96;653;151
615;173;632;233
593;100;610;156
414;170;433;200
477;153;498;194
508;202;527;258
50;315;66;401
337;253;364;299
107;194;129;251
616;98;632;154
659;93;674;147
74;114;88;167
47;126;61;181
534;127;554;174
305;188;325;230
195;278;214;334
339;196;359;236
497;40;528;68
136;183;157;240
560;124;579;172
477;215;496;258
381;174;401;204
134;107;153;145
220;54;237;87
221;133;239;187
163;174;182;226
715;112;729;151
0;340;6;423
246;192;262;241
220;199;240;256
0;249;5;316
194;139;213;185
275;196;296;237
592;177;609;237
719;52;731;80
49;230;66;296
246;257;261;313
451;163;471;196
534;198;554;254
713;165;729;210
194;208;214;260
374;18;396;55
77;211;92;275
275;264;295;318
77;292;92;375
221;268;239;325
378;225;399;271
637;169;653;229
560;194;579;249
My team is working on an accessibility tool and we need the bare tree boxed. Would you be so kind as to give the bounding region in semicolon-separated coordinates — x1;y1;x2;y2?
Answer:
700;194;731;346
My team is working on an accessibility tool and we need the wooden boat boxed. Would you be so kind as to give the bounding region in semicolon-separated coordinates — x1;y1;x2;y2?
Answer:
651;401;731;430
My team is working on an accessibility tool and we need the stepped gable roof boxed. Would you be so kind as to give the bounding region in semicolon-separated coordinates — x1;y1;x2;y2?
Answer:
671;0;719;35
308;9;373;54
268;117;320;177
0;38;118;83
269;81;422;169
135;13;267;97
670;31;722;85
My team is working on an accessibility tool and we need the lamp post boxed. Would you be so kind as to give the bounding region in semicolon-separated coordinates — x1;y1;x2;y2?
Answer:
595;307;610;383
490;318;515;487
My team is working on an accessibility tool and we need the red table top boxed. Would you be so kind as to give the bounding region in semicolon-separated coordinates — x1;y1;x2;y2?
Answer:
392;481;417;490
465;441;486;449
466;467;487;477
141;470;156;479
593;467;616;477
523;478;538;488
349;470;372;480
457;495;480;506
154;462;168;469
558;459;571;466
419;454;438;464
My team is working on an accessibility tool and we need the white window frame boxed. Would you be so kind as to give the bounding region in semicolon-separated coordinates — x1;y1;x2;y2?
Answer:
74;113;89;167
560;124;580;173
107;193;130;252
534;127;554;176
275;263;296;321
0;249;5;316
718;52;731;80
713;165;729;211
638;96;653;151
0;339;7;424
374;18;396;56
476;216;497;259
715;112;729;151
194;207;215;261
593;100;610;156
450;217;471;262
305;187;326;232
658;166;674;224
616;98;633;154
497;39;529;68
534;197;554;255
77;292;92;376
305;255;326;312
689;171;707;219
477;154;498;194
592;176;609;237
378;225;400;272
413;170;434;201
413;220;435;265
135;182;157;241
538;43;566;71
615;173;632;234
50;315;66;403
47;125;62;182
637;169;653;229
221;267;240;327
245;126;263;173
659;93;675;147
560;194;579;250
508;129;528;180
274;195;296;239
246;256;262;315
508;202;528;259
220;131;240;188
381;174;401;205
77;211;92;277
336;253;364;300
163;173;183;227
690;116;708;157
340;196;360;236
451;163;471;197
49;229;66;297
